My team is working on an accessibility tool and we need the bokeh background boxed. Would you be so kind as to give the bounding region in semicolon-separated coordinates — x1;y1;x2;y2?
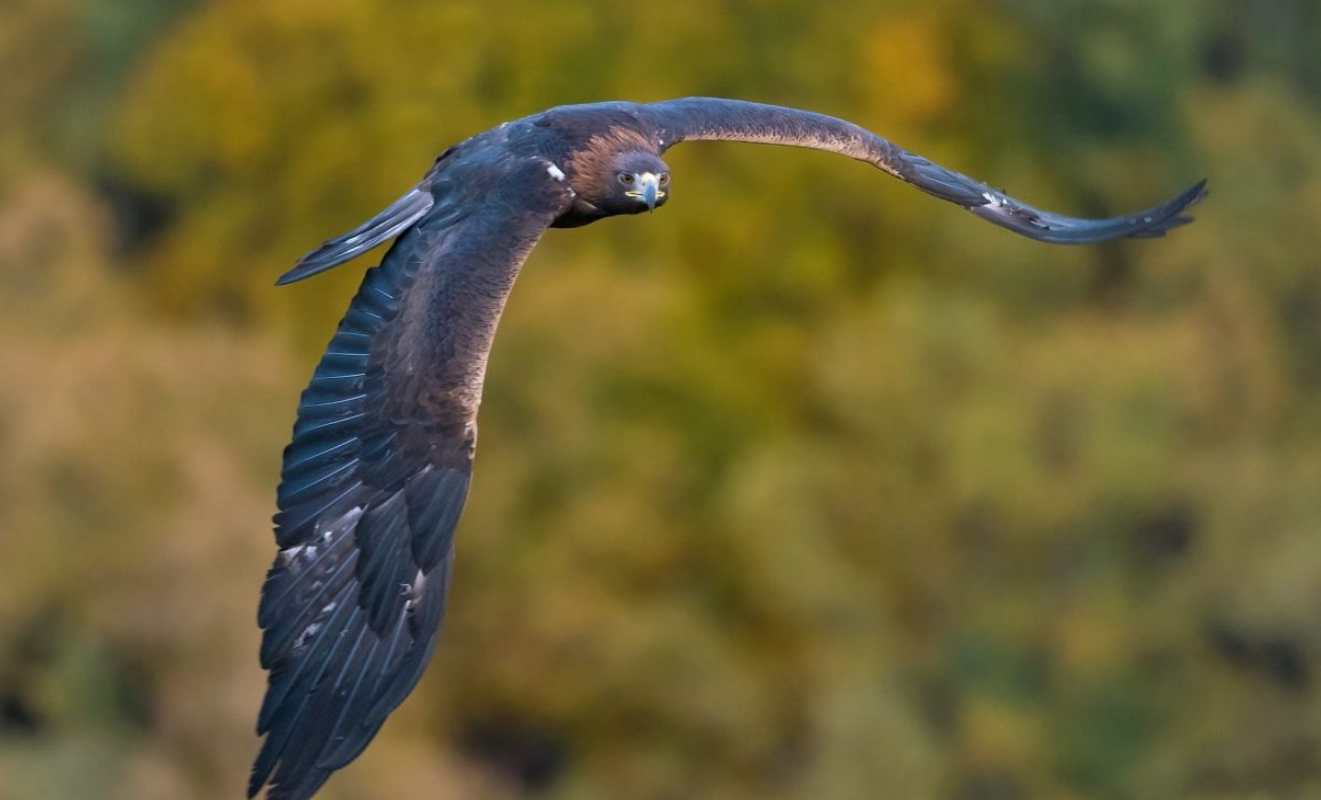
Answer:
3;1;1320;798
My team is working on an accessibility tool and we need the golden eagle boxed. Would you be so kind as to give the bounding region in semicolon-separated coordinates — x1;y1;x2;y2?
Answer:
250;98;1206;799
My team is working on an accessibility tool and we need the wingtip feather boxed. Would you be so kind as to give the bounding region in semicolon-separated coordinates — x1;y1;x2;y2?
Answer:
1126;178;1208;239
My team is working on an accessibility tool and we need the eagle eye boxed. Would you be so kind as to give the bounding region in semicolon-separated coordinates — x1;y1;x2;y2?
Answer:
618;172;634;185
658;173;671;186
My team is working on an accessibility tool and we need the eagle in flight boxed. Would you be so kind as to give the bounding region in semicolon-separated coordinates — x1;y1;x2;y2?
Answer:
250;98;1206;799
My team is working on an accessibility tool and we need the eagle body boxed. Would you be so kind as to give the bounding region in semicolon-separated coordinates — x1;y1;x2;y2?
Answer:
250;98;1205;800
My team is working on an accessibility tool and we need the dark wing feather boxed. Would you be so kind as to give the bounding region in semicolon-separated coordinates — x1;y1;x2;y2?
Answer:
251;154;573;800
646;97;1206;244
276;188;435;285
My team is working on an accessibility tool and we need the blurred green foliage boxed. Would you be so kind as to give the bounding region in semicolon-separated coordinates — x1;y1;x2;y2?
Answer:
2;2;1321;798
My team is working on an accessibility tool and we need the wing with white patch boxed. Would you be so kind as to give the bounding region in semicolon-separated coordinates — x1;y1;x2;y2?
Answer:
646;97;1206;244
250;156;574;800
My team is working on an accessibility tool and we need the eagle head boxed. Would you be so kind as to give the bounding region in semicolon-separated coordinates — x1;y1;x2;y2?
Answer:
602;151;670;214
562;132;671;223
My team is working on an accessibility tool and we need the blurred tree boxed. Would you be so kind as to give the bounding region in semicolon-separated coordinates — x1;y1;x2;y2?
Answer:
2;1;1320;799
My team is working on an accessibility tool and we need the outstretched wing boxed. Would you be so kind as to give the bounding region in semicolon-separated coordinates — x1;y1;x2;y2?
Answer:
251;156;573;800
645;97;1206;244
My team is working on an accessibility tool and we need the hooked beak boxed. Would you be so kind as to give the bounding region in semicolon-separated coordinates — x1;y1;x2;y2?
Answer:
626;172;664;211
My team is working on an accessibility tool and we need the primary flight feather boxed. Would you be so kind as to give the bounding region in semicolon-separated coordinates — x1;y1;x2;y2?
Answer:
251;98;1206;799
